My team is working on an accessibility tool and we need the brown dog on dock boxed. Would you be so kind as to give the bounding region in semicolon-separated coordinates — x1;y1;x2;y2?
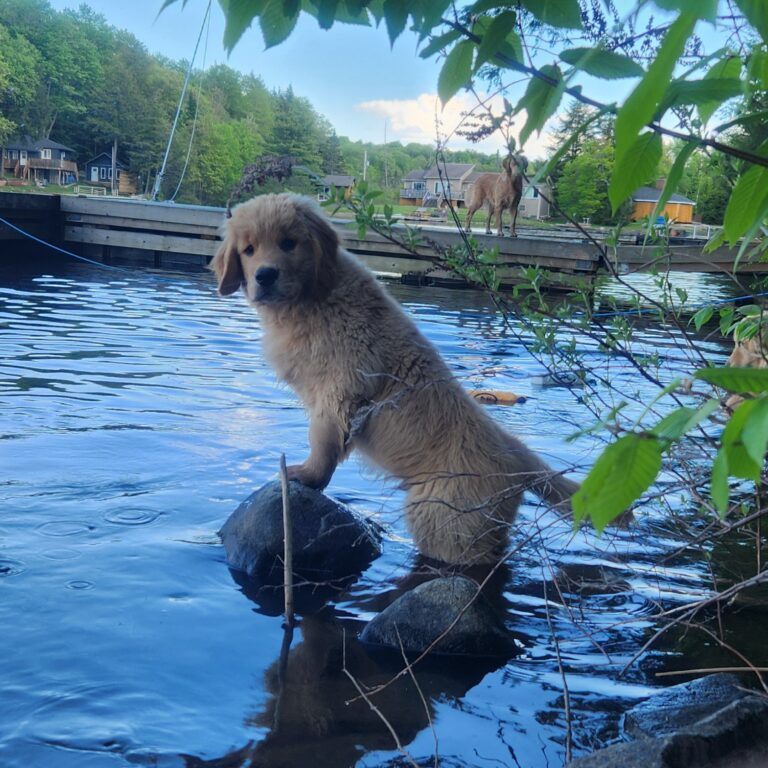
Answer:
210;193;577;564
464;155;525;237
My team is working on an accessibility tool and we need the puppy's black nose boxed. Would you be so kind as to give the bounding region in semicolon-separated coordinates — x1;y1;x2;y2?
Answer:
255;266;279;287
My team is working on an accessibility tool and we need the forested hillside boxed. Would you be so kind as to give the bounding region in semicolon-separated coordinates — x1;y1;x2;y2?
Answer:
0;0;500;204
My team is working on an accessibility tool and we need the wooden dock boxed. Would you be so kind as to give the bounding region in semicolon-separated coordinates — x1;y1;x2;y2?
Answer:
0;192;750;286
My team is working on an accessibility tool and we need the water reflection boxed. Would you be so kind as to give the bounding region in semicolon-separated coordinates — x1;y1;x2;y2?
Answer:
0;248;764;767
185;609;507;768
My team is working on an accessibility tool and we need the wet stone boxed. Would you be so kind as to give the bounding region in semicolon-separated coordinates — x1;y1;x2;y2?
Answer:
623;672;747;738
360;576;515;657
219;480;382;586
568;675;768;768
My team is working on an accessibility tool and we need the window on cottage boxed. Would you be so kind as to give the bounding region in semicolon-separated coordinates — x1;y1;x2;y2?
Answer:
41;149;52;160
100;167;107;180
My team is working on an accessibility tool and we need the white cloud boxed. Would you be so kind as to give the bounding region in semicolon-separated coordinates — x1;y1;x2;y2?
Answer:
355;92;553;159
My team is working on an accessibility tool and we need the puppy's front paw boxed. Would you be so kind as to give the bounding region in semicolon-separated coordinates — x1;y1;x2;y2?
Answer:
286;463;329;490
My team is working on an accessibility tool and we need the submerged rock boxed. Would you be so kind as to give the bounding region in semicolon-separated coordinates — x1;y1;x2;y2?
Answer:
623;672;748;738
360;576;515;657
568;674;768;768
219;480;382;587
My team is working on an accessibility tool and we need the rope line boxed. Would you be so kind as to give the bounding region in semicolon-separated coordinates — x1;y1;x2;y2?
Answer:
0;214;196;284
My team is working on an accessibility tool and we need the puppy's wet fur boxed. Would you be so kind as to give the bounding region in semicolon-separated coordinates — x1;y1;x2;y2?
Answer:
211;193;578;564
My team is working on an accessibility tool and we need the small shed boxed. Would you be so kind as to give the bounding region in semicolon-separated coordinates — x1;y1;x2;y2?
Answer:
631;183;695;223
83;152;139;195
317;174;355;201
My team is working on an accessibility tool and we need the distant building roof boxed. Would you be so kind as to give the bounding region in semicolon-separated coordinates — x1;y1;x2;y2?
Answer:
321;174;355;187
403;169;427;181
422;163;475;181
3;135;76;154
632;186;695;205
85;152;128;169
464;170;488;183
33;138;76;153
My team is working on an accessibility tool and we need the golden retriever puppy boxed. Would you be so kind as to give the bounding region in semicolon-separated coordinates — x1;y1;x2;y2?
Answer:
210;193;578;564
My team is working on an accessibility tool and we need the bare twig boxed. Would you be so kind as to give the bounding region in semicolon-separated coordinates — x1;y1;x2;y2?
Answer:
395;625;440;768
341;629;420;768
279;453;294;627
543;576;573;765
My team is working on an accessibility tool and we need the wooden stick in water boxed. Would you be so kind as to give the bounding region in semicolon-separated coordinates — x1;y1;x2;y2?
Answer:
279;454;294;627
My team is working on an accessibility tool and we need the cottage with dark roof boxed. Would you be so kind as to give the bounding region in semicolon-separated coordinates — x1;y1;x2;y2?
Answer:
1;136;79;185
84;152;139;195
631;180;696;223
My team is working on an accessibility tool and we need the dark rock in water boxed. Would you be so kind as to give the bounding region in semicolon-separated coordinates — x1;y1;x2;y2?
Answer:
623;672;747;738
568;674;768;768
219;480;382;587
360;576;515;657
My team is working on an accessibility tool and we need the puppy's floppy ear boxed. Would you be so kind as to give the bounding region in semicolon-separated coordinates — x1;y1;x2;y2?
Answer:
208;237;243;296
295;198;339;296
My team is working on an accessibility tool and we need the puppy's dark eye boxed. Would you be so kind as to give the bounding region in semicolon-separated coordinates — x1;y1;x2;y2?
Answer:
279;237;297;252
242;244;254;257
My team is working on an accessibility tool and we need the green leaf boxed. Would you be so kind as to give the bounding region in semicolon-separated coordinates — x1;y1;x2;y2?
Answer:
383;0;408;45
735;0;768;44
748;48;768;88
259;0;301;48
648;139;699;225
333;1;371;24
703;226;728;254
474;11;521;70
614;12;697;163
519;0;582;29
741;397;768;466
313;0;339;29
437;40;474;104
419;28;462;58
696;366;768;393
691;305;714;331
608;131;662;213
518;64;565;147
650;399;719;442
723;164;768;245
653;0;718;22
468;0;507;12
220;0;260;51
559;47;644;79
661;78;743;122
722;399;762;480
711;448;729;514
572;433;662;532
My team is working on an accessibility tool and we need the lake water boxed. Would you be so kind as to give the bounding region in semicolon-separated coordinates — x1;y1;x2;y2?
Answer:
1;247;763;767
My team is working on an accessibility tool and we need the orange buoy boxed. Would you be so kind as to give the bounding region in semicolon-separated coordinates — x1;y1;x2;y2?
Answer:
469;389;525;405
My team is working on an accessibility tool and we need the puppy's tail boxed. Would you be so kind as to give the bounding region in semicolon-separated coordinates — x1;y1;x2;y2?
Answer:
531;471;579;513
505;435;578;513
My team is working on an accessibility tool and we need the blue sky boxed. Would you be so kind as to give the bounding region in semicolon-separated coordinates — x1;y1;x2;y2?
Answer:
46;1;725;158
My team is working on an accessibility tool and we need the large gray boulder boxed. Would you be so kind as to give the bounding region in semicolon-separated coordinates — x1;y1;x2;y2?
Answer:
219;480;382;585
568;674;768;768
623;672;748;738
360;576;515;657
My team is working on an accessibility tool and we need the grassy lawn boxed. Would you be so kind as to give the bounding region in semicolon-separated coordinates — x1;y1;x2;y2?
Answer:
0;182;82;195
